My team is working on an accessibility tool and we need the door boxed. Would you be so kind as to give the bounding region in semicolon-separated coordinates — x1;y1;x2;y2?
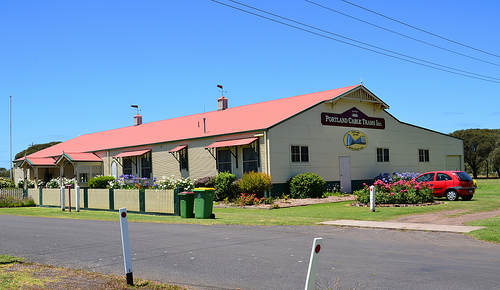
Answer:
339;156;351;193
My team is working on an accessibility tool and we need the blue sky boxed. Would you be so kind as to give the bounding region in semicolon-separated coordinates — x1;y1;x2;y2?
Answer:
1;0;499;170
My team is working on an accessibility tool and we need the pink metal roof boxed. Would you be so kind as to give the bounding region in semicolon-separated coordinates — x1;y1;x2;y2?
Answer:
206;137;258;149
62;152;102;162
26;85;360;159
22;157;57;166
113;149;151;158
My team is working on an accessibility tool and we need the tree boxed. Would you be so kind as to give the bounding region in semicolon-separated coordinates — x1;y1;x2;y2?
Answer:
15;142;61;160
489;136;500;178
451;129;497;178
0;167;10;178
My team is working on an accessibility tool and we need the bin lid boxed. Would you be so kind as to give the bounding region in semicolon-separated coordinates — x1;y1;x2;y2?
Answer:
194;188;216;190
179;191;194;194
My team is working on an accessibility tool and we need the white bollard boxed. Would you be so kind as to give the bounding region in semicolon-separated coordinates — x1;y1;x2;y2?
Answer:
119;208;133;285
370;185;376;212
75;185;80;212
60;187;65;211
305;237;323;290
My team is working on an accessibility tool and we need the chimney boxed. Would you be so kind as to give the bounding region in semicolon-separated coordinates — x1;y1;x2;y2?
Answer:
218;96;228;111
134;114;143;126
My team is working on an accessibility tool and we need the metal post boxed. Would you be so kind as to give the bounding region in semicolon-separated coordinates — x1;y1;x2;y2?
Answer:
370;185;376;212
60;187;65;211
9;95;13;180
119;208;133;285
305;237;323;290
75;185;80;212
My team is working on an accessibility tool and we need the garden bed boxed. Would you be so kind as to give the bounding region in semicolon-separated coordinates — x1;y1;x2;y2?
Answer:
215;195;357;209
351;201;444;207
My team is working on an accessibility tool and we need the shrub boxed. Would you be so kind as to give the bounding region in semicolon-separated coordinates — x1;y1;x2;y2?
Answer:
355;179;433;204
46;177;76;189
194;176;216;188
214;172;236;201
289;173;325;198
235;193;264;206
17;178;34;188
88;176;115;188
0;177;15;189
0;194;36;207
238;171;272;197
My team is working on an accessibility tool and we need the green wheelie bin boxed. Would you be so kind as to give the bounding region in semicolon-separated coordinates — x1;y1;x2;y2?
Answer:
194;188;215;219
179;191;194;218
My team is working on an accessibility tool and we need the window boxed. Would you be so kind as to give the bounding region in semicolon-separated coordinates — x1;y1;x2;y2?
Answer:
419;149;429;162
123;158;133;175
377;148;390;163
291;145;309;163
180;149;188;170
243;147;258;173
436;173;452;181
141;154;151;178
217;150;232;173
416;173;434;182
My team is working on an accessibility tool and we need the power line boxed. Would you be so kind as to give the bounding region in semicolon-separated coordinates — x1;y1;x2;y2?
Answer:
306;0;500;67
213;0;500;83
342;0;500;59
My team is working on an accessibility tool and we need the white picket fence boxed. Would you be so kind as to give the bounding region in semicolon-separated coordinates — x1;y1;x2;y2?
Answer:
0;188;25;199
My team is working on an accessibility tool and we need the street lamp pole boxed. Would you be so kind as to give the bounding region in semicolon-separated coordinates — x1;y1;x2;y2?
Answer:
9;95;13;180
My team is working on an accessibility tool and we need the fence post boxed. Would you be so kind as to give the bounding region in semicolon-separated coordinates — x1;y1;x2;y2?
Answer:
139;189;145;212
60;187;65;211
109;188;115;210
84;188;88;209
39;188;43;206
174;187;180;216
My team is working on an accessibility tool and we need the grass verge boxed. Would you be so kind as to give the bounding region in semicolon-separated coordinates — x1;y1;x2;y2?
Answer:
0;254;187;289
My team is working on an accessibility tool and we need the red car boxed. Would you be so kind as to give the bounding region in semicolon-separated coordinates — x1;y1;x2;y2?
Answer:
415;171;475;201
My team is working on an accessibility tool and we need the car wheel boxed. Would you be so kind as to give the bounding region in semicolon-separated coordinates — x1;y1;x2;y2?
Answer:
446;190;459;201
461;195;473;201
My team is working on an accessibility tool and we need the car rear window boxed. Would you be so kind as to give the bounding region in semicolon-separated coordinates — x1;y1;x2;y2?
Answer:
456;172;473;181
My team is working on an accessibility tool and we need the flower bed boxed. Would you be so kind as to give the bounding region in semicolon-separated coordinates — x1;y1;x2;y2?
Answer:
355;174;434;205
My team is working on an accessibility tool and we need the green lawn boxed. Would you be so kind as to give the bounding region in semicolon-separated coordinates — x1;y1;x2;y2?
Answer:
1;179;499;242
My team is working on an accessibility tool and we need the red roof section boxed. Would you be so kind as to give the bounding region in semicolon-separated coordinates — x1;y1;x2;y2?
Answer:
27;85;360;159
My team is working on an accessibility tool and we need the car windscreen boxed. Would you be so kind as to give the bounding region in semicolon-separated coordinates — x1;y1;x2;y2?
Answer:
456;172;473;181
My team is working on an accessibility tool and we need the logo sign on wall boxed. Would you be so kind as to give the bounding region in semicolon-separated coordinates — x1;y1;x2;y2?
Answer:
344;130;367;151
321;107;385;129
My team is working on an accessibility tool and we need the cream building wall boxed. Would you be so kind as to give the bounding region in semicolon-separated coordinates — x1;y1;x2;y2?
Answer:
267;97;463;189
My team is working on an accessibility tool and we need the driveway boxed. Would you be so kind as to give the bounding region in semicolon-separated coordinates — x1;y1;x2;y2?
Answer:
1;215;499;289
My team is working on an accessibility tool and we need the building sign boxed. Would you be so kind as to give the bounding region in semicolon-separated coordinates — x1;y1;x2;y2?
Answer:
343;130;367;151
321;107;385;129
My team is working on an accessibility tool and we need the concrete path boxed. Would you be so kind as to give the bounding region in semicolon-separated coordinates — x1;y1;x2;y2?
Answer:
320;220;485;233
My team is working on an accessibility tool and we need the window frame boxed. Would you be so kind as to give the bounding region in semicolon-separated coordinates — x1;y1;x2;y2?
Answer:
377;148;390;163
291;145;310;164
217;149;232;173
419;149;430;163
243;147;259;173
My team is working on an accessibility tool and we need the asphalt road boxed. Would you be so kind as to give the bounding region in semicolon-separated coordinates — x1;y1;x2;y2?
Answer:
1;215;499;290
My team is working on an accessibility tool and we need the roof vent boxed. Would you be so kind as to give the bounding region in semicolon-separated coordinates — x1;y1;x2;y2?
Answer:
134;114;143;126
218;96;228;111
